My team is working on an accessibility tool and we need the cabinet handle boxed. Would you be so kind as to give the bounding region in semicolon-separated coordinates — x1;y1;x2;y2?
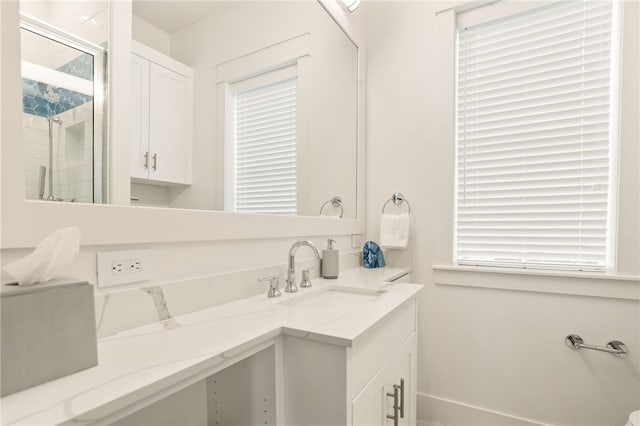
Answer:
152;153;157;171
386;379;405;425
399;378;405;418
144;151;149;169
386;384;399;426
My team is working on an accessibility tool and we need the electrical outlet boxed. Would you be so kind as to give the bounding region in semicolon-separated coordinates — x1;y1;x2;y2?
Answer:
111;259;142;276
351;234;363;249
97;250;151;287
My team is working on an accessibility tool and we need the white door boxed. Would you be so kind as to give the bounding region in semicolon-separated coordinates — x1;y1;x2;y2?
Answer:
148;63;189;183
130;54;150;179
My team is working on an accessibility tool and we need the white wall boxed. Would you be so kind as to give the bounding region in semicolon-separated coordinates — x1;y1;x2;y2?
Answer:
362;2;640;426
132;15;170;55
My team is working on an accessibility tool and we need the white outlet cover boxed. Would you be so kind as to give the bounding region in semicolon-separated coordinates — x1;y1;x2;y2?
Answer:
351;234;363;249
97;249;152;288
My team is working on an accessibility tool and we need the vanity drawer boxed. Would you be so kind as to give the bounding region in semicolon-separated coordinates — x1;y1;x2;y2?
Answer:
347;298;416;397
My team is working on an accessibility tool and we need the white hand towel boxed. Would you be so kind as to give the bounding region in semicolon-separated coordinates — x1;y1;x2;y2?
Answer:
379;213;410;249
3;226;81;285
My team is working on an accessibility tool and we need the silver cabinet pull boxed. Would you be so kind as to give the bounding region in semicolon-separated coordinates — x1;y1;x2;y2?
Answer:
386;383;400;426
386;379;405;425
152;153;157;171
144;151;149;169
398;378;405;418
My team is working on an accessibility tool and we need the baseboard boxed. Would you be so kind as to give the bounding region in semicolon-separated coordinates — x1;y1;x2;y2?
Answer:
417;392;548;426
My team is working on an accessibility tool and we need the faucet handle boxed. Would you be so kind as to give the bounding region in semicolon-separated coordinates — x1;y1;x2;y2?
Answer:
300;269;312;288
258;275;281;297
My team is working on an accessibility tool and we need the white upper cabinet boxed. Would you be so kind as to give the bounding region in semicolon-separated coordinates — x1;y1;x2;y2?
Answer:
130;41;193;185
130;53;150;180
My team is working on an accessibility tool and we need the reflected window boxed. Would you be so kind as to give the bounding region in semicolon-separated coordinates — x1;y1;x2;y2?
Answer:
229;65;298;215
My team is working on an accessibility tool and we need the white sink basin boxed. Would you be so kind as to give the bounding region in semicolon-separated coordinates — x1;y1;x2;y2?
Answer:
279;286;386;313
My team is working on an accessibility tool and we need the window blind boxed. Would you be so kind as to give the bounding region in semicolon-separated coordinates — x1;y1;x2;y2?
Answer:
455;0;618;271
232;75;298;215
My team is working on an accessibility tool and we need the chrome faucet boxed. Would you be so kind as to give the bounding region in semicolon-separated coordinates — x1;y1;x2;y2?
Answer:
286;240;322;293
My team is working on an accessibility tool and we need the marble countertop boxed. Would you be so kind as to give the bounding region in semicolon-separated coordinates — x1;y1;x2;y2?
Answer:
1;267;418;426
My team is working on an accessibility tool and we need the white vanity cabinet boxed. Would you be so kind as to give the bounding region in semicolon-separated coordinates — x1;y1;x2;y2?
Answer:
2;276;421;426
130;41;193;185
283;297;418;426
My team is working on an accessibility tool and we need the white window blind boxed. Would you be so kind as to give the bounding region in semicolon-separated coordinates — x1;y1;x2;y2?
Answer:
455;0;619;271
231;69;297;215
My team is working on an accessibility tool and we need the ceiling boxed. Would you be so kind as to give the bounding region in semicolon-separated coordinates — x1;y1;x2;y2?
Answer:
132;1;233;34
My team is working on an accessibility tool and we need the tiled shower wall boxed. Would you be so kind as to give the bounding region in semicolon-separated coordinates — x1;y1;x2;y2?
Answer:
22;50;95;202
22;76;93;118
22;101;94;202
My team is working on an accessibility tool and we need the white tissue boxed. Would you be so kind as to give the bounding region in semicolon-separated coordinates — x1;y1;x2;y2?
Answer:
379;213;410;249
3;226;81;286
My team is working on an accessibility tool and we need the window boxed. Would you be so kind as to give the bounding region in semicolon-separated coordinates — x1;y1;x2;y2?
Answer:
455;1;620;271
229;66;298;215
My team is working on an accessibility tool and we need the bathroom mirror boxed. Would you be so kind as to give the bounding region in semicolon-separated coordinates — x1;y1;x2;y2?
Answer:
18;0;358;219
2;0;364;248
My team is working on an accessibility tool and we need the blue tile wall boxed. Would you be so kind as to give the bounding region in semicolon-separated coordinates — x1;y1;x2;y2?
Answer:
57;54;93;81
22;78;93;118
22;54;93;118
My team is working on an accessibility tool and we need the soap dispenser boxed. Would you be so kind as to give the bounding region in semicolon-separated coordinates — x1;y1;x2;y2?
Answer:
322;239;339;279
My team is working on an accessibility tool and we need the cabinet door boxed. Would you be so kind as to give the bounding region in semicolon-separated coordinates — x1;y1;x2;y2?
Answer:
385;333;416;426
352;333;416;426
148;63;190;184
352;363;387;426
130;54;150;179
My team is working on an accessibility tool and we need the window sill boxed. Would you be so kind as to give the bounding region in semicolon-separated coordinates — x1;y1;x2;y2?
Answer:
432;265;640;301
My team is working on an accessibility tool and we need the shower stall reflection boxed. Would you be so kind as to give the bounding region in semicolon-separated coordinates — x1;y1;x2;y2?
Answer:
20;16;105;204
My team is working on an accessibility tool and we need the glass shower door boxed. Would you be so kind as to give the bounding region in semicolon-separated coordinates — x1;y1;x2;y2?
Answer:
20;19;105;203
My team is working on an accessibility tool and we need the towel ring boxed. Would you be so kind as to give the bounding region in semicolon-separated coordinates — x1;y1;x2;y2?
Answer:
382;192;411;214
320;196;344;218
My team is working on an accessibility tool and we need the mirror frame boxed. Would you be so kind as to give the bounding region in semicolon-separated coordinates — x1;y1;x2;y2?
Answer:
1;0;366;249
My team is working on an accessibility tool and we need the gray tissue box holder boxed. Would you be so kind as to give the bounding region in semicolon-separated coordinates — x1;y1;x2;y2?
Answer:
1;279;98;396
